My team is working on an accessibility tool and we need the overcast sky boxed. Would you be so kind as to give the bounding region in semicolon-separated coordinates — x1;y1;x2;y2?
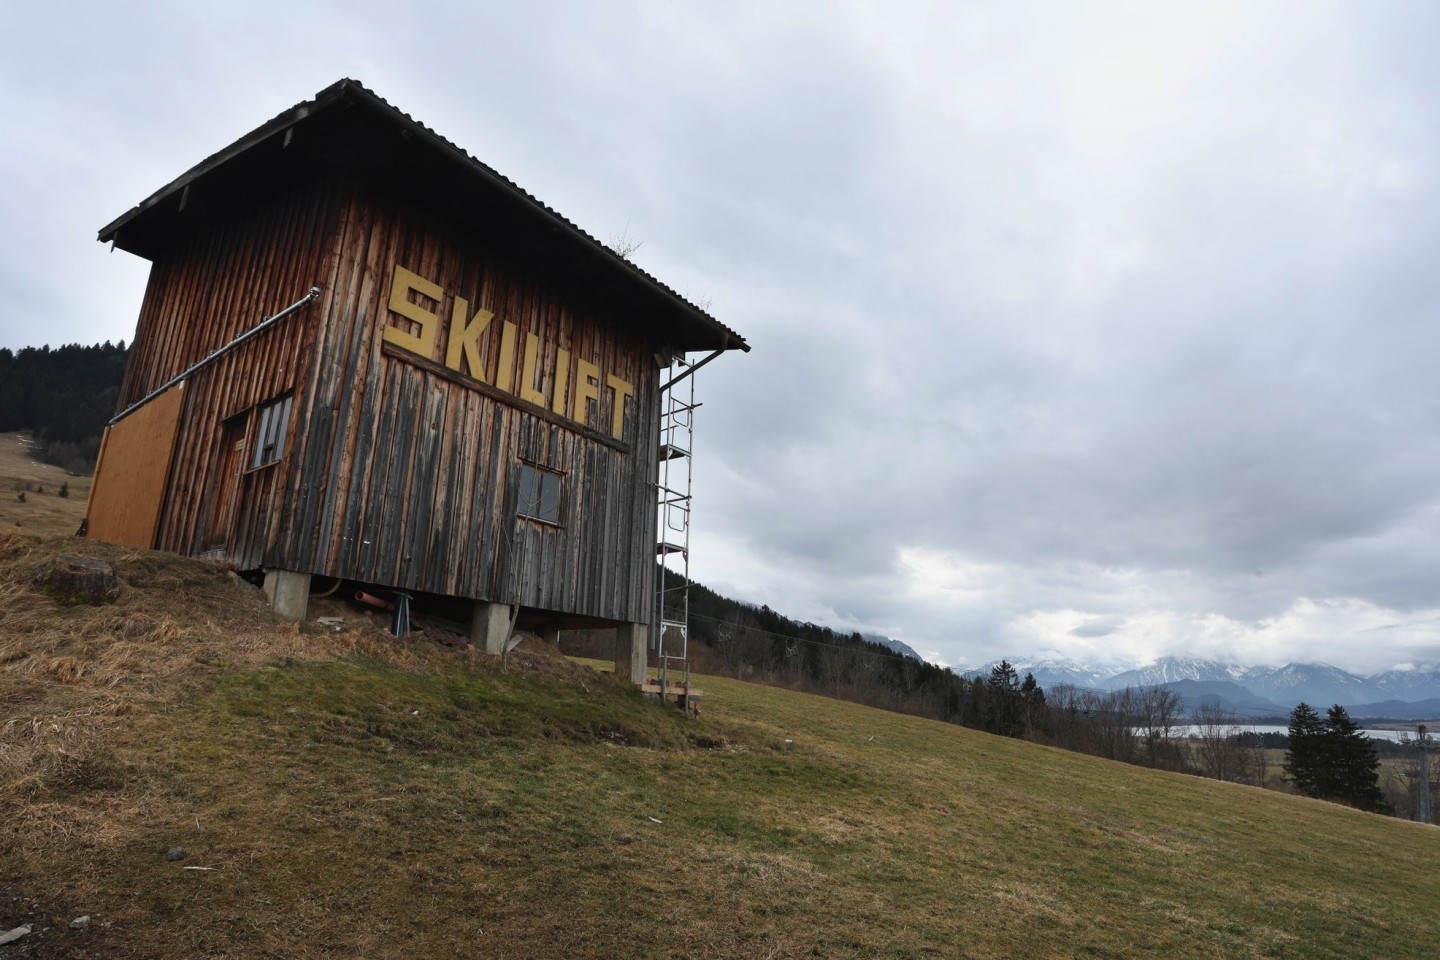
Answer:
5;1;1439;673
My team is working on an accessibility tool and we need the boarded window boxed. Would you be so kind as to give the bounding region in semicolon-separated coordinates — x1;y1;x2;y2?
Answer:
517;463;563;525
250;394;293;469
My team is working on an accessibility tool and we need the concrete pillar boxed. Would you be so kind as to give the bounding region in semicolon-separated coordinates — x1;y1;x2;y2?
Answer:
615;621;647;686
471;600;515;655
263;569;311;620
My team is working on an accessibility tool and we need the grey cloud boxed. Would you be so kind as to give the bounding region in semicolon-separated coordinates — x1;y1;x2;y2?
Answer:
1070;618;1122;639
7;2;1440;671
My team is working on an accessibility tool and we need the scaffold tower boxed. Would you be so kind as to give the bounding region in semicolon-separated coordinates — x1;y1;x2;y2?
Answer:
654;356;698;710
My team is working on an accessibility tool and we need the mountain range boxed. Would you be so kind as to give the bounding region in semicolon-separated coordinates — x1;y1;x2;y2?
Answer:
961;655;1440;718
863;633;926;662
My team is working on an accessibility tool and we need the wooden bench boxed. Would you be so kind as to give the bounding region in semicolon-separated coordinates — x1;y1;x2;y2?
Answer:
640;681;704;714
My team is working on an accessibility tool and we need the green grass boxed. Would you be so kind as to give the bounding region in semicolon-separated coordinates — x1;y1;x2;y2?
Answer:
6;631;1440;957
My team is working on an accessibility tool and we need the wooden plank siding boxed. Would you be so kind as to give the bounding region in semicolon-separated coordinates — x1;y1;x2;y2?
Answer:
90;81;747;643
99;181;346;565
274;187;660;624
98;173;661;626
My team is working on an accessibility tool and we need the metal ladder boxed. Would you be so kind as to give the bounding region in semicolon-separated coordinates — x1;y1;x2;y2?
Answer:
654;358;697;711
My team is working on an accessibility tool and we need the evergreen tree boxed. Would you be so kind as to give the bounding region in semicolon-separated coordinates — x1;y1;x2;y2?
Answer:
1323;705;1391;814
987;661;1022;737
1019;671;1047;738
1286;702;1391;813
0;340;128;472
1284;702;1326;797
988;660;1019;693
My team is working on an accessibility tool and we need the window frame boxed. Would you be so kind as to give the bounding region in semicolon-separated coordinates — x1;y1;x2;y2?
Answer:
247;393;294;472
516;462;564;527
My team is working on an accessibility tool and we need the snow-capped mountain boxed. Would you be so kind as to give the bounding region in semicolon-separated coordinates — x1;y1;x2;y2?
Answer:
959;655;1440;710
1370;663;1440;701
1102;656;1247;690
963;658;1115;690
1239;663;1386;707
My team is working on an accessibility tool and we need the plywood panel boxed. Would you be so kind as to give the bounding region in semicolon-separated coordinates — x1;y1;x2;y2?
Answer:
117;181;345;564
86;384;186;548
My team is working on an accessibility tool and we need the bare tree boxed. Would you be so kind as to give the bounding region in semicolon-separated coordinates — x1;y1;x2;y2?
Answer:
1088;688;1140;764
1137;685;1185;770
715;611;744;679
1194;698;1244;781
1248;737;1269;787
1046;684;1084;751
608;224;643;261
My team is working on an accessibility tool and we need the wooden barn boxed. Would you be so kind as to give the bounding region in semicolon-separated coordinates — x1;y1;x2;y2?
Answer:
85;78;747;682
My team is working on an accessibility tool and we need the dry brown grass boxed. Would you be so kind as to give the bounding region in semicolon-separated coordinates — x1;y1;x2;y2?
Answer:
0;530;476;821
0;432;91;536
4;533;1440;958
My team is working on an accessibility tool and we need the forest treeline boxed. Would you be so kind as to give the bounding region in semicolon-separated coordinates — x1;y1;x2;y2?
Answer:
0;342;128;473
564;570;1415;816
565;572;1196;764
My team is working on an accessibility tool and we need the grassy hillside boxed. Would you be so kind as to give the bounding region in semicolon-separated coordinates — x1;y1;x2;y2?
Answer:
2;534;1437;958
0;432;91;537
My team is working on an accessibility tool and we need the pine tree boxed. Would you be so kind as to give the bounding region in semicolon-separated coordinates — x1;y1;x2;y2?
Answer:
1286;703;1391;813
1284;702;1326;797
1323;705;1391;814
1019;672;1047;738
986;661;1022;737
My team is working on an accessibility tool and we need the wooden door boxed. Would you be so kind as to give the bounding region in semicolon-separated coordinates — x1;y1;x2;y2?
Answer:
204;416;247;550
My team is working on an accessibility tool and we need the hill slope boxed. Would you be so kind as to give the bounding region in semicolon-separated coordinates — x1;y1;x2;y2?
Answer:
3;534;1438;959
0;432;91;537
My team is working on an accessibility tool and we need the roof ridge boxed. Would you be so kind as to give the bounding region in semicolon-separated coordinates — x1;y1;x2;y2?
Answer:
327;79;736;340
98;78;746;353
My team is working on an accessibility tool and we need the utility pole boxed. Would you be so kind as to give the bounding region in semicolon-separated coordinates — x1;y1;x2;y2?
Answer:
1419;724;1432;826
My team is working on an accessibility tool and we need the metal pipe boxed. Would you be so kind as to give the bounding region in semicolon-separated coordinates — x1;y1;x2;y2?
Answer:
660;347;725;393
391;591;411;638
109;285;322;426
355;590;394;612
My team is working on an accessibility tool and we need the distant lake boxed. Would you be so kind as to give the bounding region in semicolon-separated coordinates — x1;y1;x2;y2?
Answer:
1155;724;1425;743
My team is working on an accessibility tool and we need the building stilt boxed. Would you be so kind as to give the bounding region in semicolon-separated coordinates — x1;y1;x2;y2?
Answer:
615;621;647;685
263;569;311;620
471;600;516;655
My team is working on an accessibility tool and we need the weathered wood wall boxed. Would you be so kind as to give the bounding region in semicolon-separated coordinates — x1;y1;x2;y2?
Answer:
274;187;659;624
99;175;659;625
104;181;346;566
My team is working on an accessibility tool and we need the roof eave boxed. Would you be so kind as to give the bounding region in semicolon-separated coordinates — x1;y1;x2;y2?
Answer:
96;78;749;354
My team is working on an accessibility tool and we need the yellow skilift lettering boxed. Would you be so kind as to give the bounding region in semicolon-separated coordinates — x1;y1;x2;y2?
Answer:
552;348;571;416
494;321;517;393
520;333;547;407
444;296;493;381
383;265;443;358
572;358;601;425
606;374;634;438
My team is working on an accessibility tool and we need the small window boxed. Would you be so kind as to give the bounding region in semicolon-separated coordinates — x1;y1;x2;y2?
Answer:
250;394;293;469
517;463;563;525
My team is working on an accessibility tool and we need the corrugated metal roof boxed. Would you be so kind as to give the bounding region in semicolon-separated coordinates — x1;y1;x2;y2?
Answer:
99;78;748;354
